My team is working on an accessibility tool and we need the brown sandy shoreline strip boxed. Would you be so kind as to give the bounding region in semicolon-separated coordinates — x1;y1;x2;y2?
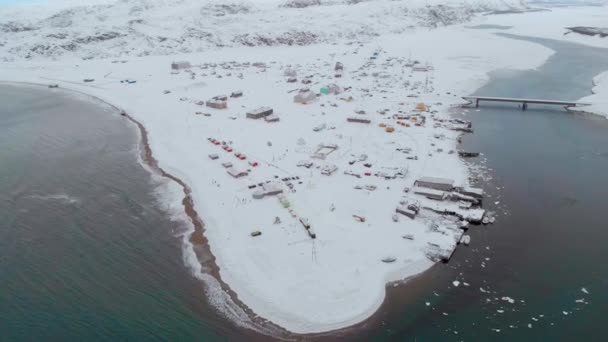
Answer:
1;81;445;341
120;111;293;339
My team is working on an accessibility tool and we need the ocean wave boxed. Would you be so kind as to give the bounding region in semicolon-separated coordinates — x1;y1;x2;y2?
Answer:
26;193;81;205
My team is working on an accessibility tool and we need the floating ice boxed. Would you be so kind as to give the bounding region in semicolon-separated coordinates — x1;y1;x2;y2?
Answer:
501;296;515;304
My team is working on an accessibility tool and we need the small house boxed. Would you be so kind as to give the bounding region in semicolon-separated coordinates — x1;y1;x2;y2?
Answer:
230;91;243;98
396;205;417;219
415;103;428;111
213;95;228;101
171;61;191;70
208;153;219;160
226;167;248;178
347;117;371;124
458;187;484;200
252;183;283;199
321;164;338;176
246;106;273;119
326;83;342;95
413;187;447;201
313;123;326;132
206;99;227;109
264;114;280;122
284;68;297;77
297;160;313;168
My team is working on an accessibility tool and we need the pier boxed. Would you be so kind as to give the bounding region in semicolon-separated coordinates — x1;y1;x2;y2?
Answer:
462;96;591;111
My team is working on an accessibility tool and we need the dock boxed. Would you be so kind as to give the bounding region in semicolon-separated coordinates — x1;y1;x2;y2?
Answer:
462;96;591;111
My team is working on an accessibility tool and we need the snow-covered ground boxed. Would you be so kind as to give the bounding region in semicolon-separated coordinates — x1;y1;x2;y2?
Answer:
2;0;607;335
580;70;608;117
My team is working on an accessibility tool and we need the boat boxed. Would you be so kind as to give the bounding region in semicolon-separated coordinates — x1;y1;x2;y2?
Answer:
382;256;396;263
461;235;471;246
458;151;480;158
402;234;414;240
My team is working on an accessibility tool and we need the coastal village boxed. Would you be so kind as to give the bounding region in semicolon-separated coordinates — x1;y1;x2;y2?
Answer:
3;0;607;337
166;50;491;260
22;39;506;332
2;7;557;331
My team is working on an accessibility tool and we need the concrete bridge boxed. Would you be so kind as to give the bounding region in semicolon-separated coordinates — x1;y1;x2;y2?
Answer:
462;96;591;111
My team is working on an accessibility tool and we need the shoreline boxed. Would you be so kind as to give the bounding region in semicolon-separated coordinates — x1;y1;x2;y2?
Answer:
0;77;477;339
0;80;289;339
0;80;471;339
0;24;561;335
123;110;287;337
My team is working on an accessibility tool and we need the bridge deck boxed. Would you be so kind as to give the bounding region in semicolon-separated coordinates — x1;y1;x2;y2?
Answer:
462;96;590;107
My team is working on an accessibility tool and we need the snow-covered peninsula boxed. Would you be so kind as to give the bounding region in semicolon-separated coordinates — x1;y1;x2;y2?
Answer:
3;0;606;335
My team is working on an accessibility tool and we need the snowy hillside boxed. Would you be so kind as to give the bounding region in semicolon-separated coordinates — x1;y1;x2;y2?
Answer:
0;0;528;61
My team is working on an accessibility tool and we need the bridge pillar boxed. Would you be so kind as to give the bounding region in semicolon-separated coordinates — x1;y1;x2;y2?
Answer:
475;99;479;108
522;102;528;111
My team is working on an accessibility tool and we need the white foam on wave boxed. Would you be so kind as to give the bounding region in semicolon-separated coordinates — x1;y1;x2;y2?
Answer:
27;193;80;205
180;234;262;332
72;88;264;334
142;153;268;334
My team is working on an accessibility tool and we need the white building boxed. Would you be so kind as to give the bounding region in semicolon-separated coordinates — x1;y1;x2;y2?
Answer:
247;106;274;119
414;176;455;191
226;167;248;178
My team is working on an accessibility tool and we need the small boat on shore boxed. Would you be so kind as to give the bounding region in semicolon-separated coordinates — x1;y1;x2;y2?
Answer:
382;256;397;263
458;151;480;158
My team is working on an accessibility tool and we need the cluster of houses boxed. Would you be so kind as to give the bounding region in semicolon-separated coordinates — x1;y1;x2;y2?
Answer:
407;176;486;224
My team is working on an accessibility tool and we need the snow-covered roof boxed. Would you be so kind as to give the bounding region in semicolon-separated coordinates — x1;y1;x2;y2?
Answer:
416;176;454;185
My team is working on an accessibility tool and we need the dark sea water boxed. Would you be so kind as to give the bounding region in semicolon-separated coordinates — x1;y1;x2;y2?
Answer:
0;85;236;341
